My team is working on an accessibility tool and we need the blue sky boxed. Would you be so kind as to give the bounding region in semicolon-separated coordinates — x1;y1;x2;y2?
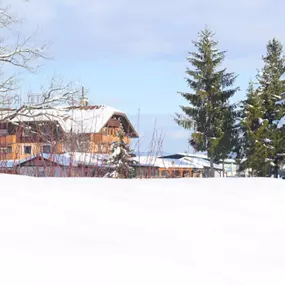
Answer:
5;0;285;153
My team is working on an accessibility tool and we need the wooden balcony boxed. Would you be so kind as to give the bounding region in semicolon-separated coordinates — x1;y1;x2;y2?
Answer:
91;133;130;144
18;136;46;144
0;135;16;146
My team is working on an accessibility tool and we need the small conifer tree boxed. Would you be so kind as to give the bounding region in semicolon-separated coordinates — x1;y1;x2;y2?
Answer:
107;127;135;178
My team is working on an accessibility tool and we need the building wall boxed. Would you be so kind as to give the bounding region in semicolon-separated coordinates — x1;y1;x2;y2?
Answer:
18;166;69;177
158;168;196;178
90;132;131;154
135;166;159;178
0;142;63;160
0;125;133;160
17;165;109;177
203;168;222;178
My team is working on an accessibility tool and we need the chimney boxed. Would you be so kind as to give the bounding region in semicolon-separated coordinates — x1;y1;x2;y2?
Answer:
79;86;89;106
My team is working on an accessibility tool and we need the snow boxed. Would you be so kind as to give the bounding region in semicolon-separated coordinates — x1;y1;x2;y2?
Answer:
1;175;285;285
276;99;285;105
160;153;224;170
278;115;285;128
183;156;223;170
133;156;203;169
6;153;110;167
113;146;121;157
68;152;109;165
0;106;137;135
240;158;247;163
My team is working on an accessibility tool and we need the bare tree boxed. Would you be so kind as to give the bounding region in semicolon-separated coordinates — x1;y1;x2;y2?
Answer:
0;78;81;124
0;2;82;123
0;4;49;102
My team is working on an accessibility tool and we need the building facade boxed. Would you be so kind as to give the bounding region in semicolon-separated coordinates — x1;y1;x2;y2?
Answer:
0;105;138;161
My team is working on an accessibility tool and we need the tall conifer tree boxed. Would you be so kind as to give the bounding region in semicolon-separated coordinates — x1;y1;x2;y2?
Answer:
257;38;285;177
175;27;239;177
239;81;272;176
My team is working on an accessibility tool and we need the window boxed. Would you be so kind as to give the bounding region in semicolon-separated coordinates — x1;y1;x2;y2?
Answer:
0;146;12;153
42;145;51;153
24;146;32;154
0;129;8;136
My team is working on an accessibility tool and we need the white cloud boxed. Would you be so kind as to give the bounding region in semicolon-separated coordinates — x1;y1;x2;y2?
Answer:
3;0;285;60
5;0;57;24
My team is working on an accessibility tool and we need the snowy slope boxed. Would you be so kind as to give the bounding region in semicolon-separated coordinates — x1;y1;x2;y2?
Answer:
0;175;285;285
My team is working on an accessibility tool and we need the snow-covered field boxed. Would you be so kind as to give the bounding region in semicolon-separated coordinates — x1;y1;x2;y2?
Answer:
1;175;285;285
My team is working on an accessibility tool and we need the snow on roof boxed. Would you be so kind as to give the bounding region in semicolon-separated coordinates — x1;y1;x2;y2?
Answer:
0;160;21;168
59;152;110;166
134;156;203;169
161;153;236;166
180;153;236;163
10;153;111;168
0;152;113;169
0;106;138;136
182;157;223;170
13;153;76;167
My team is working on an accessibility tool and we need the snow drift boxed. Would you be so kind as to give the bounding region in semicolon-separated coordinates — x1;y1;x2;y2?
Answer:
0;175;285;285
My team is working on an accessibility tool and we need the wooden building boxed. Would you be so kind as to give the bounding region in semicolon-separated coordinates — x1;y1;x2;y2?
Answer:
133;156;204;178
0;153;112;177
0;105;138;161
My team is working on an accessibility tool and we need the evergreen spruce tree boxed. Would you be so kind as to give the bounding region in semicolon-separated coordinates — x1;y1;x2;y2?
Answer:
215;103;239;170
257;38;285;177
175;27;239;177
107;127;135;178
239;81;272;176
277;94;285;129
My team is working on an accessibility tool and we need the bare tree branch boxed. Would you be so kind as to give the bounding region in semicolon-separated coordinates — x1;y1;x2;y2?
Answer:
0;4;49;97
0;6;18;29
0;77;81;123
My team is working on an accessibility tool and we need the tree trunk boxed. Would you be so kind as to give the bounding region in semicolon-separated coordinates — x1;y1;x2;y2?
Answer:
210;157;215;177
222;159;225;177
274;158;279;178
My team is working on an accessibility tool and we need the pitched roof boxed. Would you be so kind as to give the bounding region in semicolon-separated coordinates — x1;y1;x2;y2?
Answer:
160;153;234;169
0;105;138;137
17;153;111;167
0;153;111;169
133;156;204;169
